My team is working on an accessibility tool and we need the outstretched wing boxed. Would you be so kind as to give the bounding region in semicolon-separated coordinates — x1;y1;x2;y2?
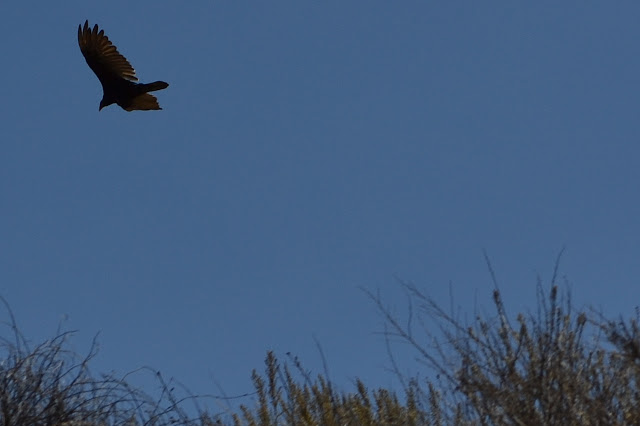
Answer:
125;94;162;111
78;20;138;83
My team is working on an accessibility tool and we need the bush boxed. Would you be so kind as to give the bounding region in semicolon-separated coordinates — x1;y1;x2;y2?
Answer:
0;297;215;426
364;254;640;425
233;351;426;426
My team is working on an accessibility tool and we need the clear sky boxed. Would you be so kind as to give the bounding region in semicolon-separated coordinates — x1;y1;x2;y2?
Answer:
1;0;640;411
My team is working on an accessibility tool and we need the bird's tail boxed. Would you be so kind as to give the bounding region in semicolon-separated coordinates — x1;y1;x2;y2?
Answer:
140;81;169;93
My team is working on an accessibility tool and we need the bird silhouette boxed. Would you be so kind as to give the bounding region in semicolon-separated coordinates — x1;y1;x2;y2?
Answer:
78;20;169;111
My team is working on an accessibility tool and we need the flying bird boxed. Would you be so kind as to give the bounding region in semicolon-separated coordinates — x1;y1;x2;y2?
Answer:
78;20;169;111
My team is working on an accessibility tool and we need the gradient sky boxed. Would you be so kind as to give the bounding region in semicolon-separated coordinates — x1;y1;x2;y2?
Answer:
2;0;640;413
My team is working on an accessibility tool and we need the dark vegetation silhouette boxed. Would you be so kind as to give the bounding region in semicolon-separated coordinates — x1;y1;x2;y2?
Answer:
78;20;169;111
2;257;639;424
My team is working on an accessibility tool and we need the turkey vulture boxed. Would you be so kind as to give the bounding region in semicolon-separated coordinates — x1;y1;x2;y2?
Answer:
78;20;169;111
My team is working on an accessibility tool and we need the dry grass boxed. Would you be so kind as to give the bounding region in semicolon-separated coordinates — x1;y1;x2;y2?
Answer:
1;255;639;425
364;253;640;425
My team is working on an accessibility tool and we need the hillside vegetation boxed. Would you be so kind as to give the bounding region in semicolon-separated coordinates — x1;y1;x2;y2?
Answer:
1;264;638;425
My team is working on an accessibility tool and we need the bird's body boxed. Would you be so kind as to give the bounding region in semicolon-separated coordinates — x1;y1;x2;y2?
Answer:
78;20;168;111
97;79;169;111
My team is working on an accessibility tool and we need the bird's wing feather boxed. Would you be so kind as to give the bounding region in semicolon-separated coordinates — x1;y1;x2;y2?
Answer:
78;20;138;83
125;93;162;111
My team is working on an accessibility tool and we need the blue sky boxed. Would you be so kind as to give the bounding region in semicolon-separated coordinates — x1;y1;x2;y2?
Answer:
1;0;640;410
